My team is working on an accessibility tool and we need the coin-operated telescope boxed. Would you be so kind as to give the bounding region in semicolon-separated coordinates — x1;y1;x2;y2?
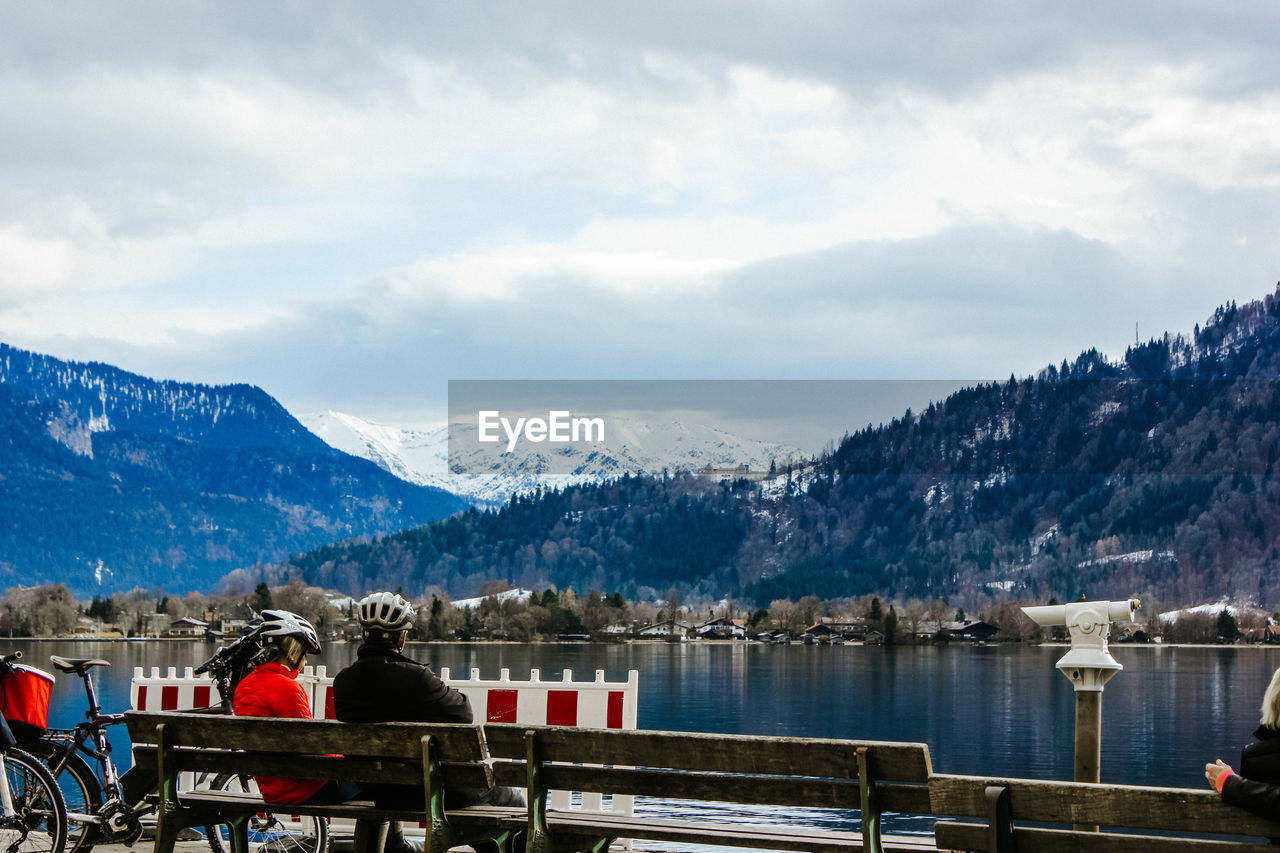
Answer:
1021;598;1140;691
1021;597;1140;785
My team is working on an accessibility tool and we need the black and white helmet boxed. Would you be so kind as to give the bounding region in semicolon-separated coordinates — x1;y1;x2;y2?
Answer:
359;592;415;632
258;609;322;655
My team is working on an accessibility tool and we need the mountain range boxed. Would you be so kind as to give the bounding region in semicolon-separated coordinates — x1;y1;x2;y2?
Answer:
299;410;803;506
10;284;1280;608
279;286;1280;610
0;344;465;595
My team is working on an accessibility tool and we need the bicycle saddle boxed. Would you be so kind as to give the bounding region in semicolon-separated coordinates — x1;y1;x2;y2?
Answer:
49;655;112;673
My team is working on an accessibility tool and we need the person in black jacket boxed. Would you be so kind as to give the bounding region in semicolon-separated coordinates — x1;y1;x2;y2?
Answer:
333;592;522;853
1206;666;1280;818
333;593;471;726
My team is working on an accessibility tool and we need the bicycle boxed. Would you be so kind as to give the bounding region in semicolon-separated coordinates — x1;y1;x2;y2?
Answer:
20;633;327;853
0;652;68;853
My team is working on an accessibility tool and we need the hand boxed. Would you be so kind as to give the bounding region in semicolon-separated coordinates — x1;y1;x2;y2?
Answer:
1205;759;1233;790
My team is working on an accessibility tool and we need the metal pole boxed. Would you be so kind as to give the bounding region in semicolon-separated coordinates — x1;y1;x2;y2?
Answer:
1074;691;1101;783
1074;690;1102;833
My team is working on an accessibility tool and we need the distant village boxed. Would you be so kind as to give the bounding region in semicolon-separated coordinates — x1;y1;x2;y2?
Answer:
38;606;1002;647
1;579;1269;645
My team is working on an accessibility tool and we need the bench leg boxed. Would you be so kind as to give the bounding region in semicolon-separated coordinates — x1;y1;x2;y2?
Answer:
856;747;882;853
354;820;389;853
153;814;184;853
225;814;252;853
985;785;1014;853
153;723;189;853
523;731;612;853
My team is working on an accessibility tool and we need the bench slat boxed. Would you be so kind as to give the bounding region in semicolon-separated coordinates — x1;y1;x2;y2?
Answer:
173;790;522;827
934;820;1279;853
929;774;1280;838
484;724;932;782
126;712;486;760
133;745;493;789
540;764;862;807
535;811;935;853
490;760;929;818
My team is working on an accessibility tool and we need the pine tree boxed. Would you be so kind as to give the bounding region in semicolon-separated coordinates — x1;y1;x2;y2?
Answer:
884;606;899;645
252;582;273;613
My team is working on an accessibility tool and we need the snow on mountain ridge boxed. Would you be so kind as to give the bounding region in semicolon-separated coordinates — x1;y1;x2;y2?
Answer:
301;410;805;506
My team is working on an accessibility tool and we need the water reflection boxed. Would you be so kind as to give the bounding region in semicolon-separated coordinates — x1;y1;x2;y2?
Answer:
8;638;1277;789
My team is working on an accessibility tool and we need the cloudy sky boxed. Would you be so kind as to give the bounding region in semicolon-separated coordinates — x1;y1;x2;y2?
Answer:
3;2;1278;440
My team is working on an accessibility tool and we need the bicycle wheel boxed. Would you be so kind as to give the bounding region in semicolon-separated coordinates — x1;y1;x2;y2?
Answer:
21;742;102;853
204;774;327;853
1;747;68;853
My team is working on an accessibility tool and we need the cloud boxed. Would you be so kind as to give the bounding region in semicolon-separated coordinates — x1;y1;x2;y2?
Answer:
0;2;1276;433
30;221;1175;417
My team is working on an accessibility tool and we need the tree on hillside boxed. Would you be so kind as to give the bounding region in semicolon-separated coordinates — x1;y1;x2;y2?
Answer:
769;599;802;635
580;590;608;634
661;587;683;621
903;599;927;638
252;582;273;613
928;599;950;630
88;595;115;622
796;595;824;628
867;597;883;625
1217;609;1241;642
273;578;337;635
884;605;899;645
1;585;77;637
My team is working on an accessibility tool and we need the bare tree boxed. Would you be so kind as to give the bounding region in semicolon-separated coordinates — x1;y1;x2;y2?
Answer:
903;598;927;640
927;599;951;631
796;595;825;630
769;599;802;635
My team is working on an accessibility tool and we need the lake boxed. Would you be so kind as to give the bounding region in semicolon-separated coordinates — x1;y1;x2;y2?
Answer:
7;638;1271;791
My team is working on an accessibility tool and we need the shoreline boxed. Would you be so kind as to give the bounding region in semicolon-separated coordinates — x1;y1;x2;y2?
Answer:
7;636;1277;650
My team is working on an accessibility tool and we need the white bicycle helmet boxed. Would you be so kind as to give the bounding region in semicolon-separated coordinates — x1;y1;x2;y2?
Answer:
359;592;415;632
258;609;322;654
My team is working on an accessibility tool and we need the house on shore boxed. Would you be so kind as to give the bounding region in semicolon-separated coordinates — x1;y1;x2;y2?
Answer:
940;620;999;642
638;619;696;640
697;617;748;639
165;617;209;638
802;622;870;642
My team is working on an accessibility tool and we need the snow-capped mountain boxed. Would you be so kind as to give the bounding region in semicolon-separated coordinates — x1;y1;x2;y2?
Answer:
300;410;805;506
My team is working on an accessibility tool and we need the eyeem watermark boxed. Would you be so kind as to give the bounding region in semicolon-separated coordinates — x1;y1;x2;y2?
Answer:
478;410;605;453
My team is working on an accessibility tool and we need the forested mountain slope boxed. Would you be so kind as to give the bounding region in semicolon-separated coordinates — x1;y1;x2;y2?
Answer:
280;287;1280;609
0;344;466;595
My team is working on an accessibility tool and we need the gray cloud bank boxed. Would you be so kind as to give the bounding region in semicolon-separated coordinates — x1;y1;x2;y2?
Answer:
2;2;1276;440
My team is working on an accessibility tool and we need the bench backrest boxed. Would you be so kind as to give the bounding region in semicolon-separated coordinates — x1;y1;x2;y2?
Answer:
124;711;494;792
929;773;1280;852
483;723;933;814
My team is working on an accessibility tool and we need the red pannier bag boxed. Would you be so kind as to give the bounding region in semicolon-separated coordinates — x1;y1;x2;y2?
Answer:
0;663;54;739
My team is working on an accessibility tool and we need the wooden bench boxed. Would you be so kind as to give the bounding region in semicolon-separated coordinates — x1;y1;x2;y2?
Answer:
124;711;523;853
482;723;936;853
929;773;1280;852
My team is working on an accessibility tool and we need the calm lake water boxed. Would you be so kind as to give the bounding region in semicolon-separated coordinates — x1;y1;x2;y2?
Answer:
8;638;1271;791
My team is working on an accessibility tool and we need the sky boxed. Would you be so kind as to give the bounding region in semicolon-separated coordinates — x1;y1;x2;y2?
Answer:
3;2;1279;444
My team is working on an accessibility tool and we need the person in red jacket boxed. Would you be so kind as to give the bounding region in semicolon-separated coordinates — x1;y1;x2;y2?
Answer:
232;610;358;805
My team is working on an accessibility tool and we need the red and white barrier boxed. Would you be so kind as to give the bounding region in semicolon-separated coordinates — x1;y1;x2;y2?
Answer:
131;662;641;819
133;665;640;732
130;666;221;712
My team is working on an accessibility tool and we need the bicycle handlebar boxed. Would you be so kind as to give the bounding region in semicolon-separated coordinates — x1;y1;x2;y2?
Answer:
193;627;263;675
0;650;21;671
